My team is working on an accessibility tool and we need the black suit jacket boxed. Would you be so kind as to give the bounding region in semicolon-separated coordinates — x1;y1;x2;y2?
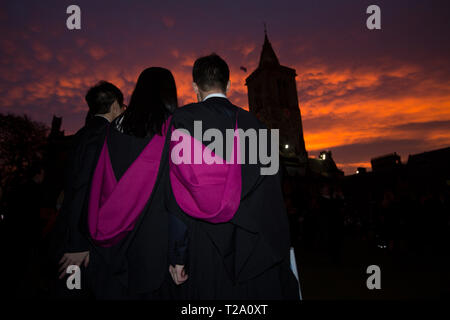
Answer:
54;116;109;255
166;97;299;299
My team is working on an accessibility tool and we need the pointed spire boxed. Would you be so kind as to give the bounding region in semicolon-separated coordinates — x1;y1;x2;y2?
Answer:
258;24;280;68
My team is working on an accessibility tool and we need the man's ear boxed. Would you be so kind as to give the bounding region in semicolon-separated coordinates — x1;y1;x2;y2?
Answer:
112;100;121;115
226;80;231;94
192;82;200;95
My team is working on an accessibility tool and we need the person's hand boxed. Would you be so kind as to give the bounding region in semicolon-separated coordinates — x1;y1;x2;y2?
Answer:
58;251;89;279
169;264;188;285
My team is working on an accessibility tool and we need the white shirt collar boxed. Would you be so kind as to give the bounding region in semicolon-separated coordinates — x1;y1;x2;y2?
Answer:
203;93;227;101
94;114;111;123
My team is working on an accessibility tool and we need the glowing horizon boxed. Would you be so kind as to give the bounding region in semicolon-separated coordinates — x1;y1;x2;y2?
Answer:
1;0;449;175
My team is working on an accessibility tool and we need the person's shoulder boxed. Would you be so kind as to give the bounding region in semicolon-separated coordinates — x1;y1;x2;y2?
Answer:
172;102;208;126
173;99;268;131
87;116;109;129
85;117;109;137
173;102;204;116
233;106;268;130
72;117;108;146
72;124;88;144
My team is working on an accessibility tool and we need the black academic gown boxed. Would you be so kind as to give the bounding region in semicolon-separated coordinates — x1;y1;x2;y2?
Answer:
166;97;299;300
47;115;109;298
88;121;187;300
50;116;109;254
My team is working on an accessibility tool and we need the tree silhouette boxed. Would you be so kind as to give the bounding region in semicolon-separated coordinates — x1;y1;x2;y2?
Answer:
0;113;48;193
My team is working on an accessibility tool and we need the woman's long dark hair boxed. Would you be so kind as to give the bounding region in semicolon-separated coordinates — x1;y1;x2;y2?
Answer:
117;67;177;137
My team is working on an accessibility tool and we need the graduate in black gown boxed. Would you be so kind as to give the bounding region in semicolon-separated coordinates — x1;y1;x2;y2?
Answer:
166;54;299;299
48;81;125;298
87;67;188;299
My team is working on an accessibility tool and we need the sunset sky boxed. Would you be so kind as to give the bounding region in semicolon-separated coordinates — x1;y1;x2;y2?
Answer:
1;0;449;174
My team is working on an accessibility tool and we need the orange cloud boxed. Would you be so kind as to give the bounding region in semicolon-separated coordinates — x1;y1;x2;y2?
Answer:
32;42;52;62
1;27;449;176
88;46;107;60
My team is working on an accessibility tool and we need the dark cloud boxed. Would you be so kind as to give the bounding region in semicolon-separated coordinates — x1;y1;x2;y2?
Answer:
392;120;450;132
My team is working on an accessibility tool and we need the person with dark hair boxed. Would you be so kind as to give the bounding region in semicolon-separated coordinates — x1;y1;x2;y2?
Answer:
192;53;230;94
85;80;125;122
86;67;187;299
117;68;176;137
166;53;299;299
48;81;124;298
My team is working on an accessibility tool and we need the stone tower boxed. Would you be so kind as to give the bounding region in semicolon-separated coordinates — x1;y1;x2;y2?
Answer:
245;30;308;162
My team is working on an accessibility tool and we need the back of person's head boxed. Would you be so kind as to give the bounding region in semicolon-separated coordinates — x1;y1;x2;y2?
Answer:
85;81;124;115
193;53;229;93
118;67;177;138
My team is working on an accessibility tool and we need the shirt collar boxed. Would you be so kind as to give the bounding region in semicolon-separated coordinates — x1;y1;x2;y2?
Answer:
94;114;111;123
203;93;227;101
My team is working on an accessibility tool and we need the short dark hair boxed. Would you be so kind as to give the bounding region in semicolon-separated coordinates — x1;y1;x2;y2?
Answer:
85;81;123;115
192;53;229;92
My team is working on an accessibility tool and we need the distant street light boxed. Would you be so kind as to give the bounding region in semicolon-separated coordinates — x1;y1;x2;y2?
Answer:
284;144;289;149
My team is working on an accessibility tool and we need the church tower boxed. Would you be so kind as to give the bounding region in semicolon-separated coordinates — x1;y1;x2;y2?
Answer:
245;30;308;163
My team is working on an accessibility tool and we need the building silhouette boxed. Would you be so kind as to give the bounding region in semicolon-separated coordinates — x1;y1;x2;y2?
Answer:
371;152;402;173
246;30;308;163
246;30;343;178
